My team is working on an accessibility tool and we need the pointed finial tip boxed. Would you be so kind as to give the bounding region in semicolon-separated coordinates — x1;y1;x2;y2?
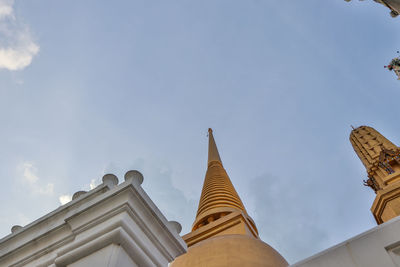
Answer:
208;128;213;133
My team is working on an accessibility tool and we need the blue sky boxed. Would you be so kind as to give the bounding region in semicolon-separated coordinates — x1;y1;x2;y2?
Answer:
0;0;399;263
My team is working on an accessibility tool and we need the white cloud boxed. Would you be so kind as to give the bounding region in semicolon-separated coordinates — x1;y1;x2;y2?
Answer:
0;0;39;71
0;0;13;19
21;162;38;183
18;161;54;196
0;42;39;70
89;178;98;190
59;194;72;205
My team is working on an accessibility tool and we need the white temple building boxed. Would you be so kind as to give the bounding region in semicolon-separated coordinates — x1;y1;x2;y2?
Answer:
0;171;186;267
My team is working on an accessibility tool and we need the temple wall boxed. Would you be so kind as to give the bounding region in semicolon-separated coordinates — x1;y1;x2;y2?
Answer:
291;216;400;267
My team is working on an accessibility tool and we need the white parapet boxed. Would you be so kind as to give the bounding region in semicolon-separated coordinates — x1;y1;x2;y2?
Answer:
291;215;400;267
0;171;187;267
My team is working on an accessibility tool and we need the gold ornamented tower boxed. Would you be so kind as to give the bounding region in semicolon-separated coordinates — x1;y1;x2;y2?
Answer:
171;129;288;267
350;126;400;224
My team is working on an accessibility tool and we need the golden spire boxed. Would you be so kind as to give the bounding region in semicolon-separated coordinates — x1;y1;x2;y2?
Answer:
192;129;248;231
350;125;400;224
350;126;397;173
207;128;222;165
170;130;288;267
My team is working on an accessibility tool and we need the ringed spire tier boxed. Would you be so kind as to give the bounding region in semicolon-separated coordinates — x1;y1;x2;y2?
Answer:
192;128;247;231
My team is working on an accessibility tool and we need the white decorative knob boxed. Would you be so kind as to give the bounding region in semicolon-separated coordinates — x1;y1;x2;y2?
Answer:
11;225;22;233
124;170;144;186
72;191;87;200
168;221;182;234
102;174;119;187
